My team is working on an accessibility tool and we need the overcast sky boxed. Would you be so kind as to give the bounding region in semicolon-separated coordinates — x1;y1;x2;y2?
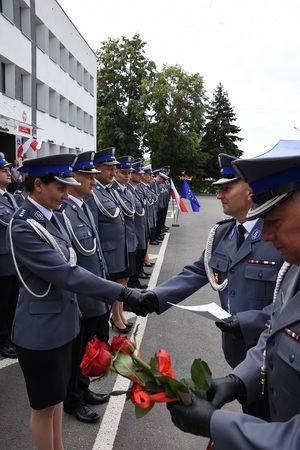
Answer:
58;0;300;158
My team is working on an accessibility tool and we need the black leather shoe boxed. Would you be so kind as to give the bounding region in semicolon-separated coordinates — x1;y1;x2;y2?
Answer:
138;272;151;279
163;226;169;231
136;281;148;289
144;262;155;267
64;405;100;423
83;391;110;405
150;240;159;245
110;317;131;334
0;345;17;358
128;279;148;289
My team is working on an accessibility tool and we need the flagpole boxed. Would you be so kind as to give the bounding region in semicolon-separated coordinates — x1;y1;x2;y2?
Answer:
172;200;180;227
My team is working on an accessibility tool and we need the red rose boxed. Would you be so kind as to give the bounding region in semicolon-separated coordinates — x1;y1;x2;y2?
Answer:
156;348;175;378
109;335;136;355
80;336;112;377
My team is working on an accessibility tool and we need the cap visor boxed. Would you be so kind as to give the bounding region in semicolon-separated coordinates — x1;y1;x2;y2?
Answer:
102;160;120;166
53;175;81;186
212;177;239;186
77;168;101;174
246;193;292;220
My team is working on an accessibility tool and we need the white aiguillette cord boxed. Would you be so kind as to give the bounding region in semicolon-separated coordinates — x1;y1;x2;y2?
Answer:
261;261;291;395
8;217;77;298
204;224;228;291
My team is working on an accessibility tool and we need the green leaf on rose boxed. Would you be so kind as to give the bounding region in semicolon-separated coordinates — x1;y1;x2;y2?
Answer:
113;353;140;380
190;358;212;397
110;390;129;396
136;371;156;386
176;388;192;405
135;402;154;419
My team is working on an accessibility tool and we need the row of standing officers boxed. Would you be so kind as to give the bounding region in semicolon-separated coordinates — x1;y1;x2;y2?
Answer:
0;148;171;428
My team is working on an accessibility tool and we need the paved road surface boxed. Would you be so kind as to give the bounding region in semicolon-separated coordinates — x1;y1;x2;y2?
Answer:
0;195;242;450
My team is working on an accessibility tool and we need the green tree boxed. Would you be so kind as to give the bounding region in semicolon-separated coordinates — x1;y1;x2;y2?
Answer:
200;83;243;179
96;34;156;157
144;64;207;181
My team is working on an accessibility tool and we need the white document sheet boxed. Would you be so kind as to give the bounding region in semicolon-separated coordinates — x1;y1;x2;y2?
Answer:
167;302;231;322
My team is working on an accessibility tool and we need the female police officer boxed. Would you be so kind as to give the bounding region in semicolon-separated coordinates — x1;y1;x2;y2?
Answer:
7;154;147;450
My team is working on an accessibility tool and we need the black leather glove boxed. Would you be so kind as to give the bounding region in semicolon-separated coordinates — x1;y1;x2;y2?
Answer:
140;290;159;314
207;374;246;409
117;287;148;317
215;315;243;340
167;390;215;437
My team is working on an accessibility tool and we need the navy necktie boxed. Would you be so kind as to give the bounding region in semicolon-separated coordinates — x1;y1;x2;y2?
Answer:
82;202;91;222
50;214;59;229
236;224;245;250
4;192;15;209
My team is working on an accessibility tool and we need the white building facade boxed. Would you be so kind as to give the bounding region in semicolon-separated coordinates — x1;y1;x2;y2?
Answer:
0;0;97;162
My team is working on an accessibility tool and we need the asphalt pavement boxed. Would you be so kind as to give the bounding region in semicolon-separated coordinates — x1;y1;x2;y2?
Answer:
0;195;242;450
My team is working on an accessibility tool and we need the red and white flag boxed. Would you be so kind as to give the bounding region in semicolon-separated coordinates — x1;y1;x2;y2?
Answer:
17;137;34;158
170;179;188;212
30;136;43;151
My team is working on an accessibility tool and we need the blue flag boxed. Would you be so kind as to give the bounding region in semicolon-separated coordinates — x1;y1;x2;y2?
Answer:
181;180;201;212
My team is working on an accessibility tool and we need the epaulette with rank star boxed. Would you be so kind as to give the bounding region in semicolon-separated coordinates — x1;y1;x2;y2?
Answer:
14;208;30;220
56;202;67;212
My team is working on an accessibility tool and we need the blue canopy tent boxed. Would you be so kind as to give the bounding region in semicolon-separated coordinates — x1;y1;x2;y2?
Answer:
255;139;300;158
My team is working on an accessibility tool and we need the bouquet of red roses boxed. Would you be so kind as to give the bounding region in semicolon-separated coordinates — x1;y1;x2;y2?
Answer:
80;325;212;419
80;326;215;449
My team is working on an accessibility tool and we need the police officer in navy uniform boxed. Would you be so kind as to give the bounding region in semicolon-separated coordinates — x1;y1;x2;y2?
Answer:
85;148;135;334
7;154;150;450
109;155;138;332
152;170;169;241
141;153;283;420
0;153;19;358
127;159;149;288
55;151;110;423
166;149;300;450
85;148;128;280
138;165;159;245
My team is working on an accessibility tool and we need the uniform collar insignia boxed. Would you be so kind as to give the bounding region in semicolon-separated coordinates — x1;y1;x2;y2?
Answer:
34;211;45;221
251;229;261;240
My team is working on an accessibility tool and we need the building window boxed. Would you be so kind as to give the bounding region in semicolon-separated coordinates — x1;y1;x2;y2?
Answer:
89;115;94;135
20;3;31;38
37;81;47;113
77;107;83;130
83;112;89;133
89;75;94;96
60;96;68;123
1;0;13;22
76;61;83;86
21;71;31;106
36;20;47;53
60;44;68;72
69;53;76;79
49;31;59;64
0;61;15;98
49;89;58;118
69;102;76;127
0;62;5;94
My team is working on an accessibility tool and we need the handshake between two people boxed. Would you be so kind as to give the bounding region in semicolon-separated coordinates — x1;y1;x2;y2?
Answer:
117;288;159;317
167;374;246;438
